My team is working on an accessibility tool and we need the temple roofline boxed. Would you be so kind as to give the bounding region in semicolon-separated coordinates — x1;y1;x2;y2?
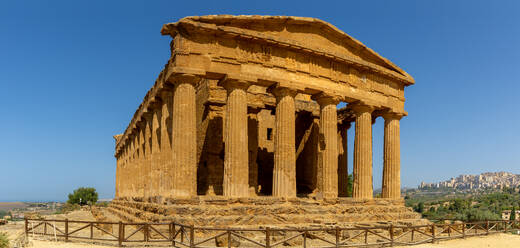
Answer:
161;15;414;85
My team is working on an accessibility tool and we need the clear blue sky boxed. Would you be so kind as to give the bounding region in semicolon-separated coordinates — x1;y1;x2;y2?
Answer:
1;0;519;202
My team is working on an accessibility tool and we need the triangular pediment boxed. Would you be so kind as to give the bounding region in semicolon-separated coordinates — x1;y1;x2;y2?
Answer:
162;15;414;85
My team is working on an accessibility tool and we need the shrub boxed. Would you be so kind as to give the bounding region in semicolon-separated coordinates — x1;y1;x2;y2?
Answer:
0;232;8;248
55;203;81;214
96;201;109;207
67;187;98;206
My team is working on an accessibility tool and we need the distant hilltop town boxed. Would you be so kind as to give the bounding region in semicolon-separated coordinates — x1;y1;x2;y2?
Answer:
419;172;520;190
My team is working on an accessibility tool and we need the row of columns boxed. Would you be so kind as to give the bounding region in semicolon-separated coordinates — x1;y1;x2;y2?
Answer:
115;74;403;200
116;75;199;199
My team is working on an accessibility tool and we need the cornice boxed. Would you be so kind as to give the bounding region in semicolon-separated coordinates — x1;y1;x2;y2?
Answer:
161;15;415;86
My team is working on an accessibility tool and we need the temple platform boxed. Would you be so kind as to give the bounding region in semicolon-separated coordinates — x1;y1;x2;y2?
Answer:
108;196;424;228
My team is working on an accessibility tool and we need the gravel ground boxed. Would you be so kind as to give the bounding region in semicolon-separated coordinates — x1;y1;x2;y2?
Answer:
395;233;520;248
22;233;520;247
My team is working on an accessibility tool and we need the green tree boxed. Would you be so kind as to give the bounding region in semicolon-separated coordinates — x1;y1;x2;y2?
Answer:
67;187;98;206
346;174;353;197
511;206;516;221
414;202;425;213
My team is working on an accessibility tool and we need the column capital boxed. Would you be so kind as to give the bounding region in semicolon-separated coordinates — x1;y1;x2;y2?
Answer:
312;92;341;106
218;77;251;92
171;73;201;86
382;111;406;121
349;102;375;115
267;84;298;99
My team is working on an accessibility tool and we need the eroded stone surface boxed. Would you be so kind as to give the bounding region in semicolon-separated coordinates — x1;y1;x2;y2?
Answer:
108;197;422;228
112;15;414;226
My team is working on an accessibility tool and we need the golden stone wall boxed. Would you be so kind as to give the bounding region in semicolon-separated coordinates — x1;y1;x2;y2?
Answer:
113;15;413;204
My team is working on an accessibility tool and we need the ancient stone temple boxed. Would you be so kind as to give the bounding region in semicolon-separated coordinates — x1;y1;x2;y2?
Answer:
109;15;421;227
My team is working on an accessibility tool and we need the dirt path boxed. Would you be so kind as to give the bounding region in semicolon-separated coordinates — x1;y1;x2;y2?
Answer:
395;233;520;248
29;240;115;248
23;233;520;247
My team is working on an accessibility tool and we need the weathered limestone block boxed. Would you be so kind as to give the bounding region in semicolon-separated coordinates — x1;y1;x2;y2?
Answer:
352;104;374;199
248;112;259;196
221;79;250;197
112;15;416;227
149;108;161;198
171;74;199;197
382;112;403;199
143;115;152;199
314;93;340;199
271;87;297;198
337;123;350;197
159;91;172;197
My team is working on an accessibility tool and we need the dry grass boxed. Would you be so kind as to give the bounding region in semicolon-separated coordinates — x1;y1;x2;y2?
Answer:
395;233;520;248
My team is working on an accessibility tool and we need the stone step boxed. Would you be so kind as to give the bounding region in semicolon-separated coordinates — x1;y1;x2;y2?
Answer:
109;200;422;227
107;207;143;222
109;200;415;216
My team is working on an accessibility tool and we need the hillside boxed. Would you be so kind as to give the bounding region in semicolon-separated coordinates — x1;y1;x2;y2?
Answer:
0;202;27;211
420;171;520;191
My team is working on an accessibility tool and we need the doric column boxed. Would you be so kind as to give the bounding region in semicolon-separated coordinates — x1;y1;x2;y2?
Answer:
115;154;120;198
159;91;172;198
130;136;137;196
142;116;153;200
122;146;128;197
150;107;161;198
221;79;250;197
117;150;122;198
125;142;131;198
314;93;340;199
126;145;131;197
138;127;146;198
270;87;297;198
382;112;403;199
338;122;351;197
248;109;260;196
171;74;199;197
351;104;374;199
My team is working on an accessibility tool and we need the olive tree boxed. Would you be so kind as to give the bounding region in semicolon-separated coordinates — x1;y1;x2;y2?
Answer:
67;187;98;206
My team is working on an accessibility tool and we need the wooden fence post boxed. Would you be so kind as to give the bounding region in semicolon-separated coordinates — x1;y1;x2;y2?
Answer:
118;221;123;247
172;223;176;246
303;231;307;248
227;229;231;248
181;226;184;243
462;222;466;239
65;219;69;242
90;223;93;239
190;225;195;248
25;218;28;238
335;226;340;247
431;224;435;244
389;224;394;246
265;227;270;248
486;221;489;235
144;223;149;242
